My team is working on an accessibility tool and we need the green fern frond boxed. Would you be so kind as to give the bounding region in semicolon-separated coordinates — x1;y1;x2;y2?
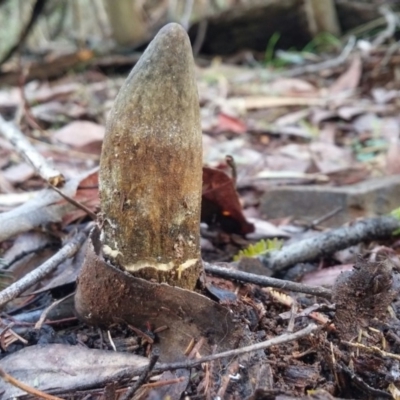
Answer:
234;238;283;261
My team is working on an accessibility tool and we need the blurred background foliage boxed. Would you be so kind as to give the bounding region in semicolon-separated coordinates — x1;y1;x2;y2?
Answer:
0;0;397;63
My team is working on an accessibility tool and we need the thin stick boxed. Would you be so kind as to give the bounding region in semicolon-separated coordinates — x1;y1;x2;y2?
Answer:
225;155;237;188
141;377;186;389
0;230;88;309
203;263;332;299
34;293;74;330
0;366;63;400
49;184;97;220
0;114;65;187
308;206;343;229
121;349;160;400
107;330;117;352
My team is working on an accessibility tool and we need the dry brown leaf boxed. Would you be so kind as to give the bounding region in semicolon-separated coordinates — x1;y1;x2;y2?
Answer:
274;109;311;127
31;101;87;123
202;167;254;234
0;344;149;398
61;170;99;225
309;142;352;174
326;166;369;185
267;78;319;96
385;140;400;175
215;112;247;134
2;163;35;185
264;153;310;173
245;217;290;240
53;121;105;154
353;113;382;134
26;82;81;104
381;117;400;142
301;264;354;287
329;54;362;95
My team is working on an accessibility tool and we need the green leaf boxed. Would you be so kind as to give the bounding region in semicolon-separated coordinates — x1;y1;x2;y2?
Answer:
389;208;400;235
234;238;283;261
264;32;281;65
391;207;400;220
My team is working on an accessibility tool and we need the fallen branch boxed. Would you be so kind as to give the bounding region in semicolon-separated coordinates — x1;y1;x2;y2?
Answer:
203;262;332;299
262;216;400;272
0;114;65;187
0;229;88;309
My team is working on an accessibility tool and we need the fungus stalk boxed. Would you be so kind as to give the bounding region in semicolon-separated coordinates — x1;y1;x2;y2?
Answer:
99;23;203;290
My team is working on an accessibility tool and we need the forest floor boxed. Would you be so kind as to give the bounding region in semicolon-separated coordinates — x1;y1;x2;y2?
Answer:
1;16;400;400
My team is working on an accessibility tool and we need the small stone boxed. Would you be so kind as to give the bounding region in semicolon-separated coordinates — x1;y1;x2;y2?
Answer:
261;175;400;227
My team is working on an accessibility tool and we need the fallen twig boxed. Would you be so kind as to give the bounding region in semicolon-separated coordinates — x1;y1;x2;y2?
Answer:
34;293;75;330
49;184;97;220
262;216;400;272
203;262;332;299
0;114;65;187
152;324;318;374
121;349;160;400
0;228;89;309
307;206;343;230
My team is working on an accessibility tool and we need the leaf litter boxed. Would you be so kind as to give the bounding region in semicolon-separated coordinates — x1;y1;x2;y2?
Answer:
1;17;400;400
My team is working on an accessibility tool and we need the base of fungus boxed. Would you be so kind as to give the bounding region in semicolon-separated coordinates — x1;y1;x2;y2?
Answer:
75;226;242;362
124;258;198;273
102;242;200;287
